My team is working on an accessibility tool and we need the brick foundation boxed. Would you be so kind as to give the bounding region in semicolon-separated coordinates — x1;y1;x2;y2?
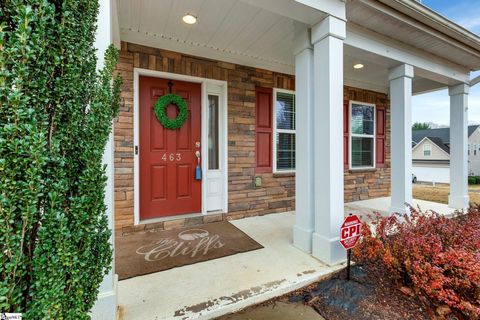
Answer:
113;41;390;232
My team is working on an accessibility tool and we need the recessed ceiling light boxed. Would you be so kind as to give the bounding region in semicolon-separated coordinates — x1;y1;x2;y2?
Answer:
353;63;364;69
182;14;197;24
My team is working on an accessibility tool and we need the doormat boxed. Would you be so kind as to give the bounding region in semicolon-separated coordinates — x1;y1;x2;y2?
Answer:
115;221;263;280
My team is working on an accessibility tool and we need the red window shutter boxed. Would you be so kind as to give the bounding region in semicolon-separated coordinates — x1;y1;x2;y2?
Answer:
344;100;349;169
376;106;386;168
255;87;273;173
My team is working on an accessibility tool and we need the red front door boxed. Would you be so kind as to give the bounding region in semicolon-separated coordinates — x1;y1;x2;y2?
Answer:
139;76;201;220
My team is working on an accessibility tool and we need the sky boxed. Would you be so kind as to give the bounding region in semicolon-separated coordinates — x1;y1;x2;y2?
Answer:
412;0;480;126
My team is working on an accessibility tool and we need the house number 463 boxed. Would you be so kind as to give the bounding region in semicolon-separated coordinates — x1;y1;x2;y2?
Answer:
162;153;181;161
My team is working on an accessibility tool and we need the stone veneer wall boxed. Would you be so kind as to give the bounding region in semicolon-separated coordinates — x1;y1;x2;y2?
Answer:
113;41;390;233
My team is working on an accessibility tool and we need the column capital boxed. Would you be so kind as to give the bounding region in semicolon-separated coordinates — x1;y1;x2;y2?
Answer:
449;83;469;96
311;15;346;45
294;28;312;56
388;64;414;81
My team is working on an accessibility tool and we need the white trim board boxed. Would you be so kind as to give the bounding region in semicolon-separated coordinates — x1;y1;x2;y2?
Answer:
345;23;470;84
272;88;296;174
348;100;376;170
133;68;228;225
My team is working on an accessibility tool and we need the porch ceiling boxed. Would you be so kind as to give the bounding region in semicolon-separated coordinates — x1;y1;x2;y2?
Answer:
117;0;325;74
117;0;457;94
344;45;447;95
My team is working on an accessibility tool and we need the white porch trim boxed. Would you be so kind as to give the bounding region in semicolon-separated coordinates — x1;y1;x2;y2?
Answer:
311;16;346;265
91;0;117;318
389;64;414;214
293;28;315;253
132;69;229;225
449;83;469;209
345;24;470;85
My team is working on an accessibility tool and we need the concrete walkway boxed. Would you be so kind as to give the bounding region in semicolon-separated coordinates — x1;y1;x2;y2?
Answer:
218;302;325;320
345;196;457;219
118;212;344;320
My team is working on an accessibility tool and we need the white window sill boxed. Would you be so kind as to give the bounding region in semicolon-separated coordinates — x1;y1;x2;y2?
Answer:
348;167;376;173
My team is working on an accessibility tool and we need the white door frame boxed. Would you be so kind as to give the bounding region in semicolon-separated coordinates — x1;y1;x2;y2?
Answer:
133;68;228;225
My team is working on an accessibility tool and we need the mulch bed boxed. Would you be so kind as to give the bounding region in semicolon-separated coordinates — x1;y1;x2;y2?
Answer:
285;265;432;320
243;264;464;320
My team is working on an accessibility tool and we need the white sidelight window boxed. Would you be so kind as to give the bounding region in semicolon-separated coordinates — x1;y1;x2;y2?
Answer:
423;143;432;156
274;89;296;172
208;94;220;170
350;101;375;169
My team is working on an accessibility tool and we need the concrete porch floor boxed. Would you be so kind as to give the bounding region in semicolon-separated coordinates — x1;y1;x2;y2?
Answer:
117;212;345;320
345;196;457;218
117;197;453;320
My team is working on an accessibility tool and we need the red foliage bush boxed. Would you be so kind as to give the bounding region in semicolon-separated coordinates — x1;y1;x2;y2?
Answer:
353;206;480;318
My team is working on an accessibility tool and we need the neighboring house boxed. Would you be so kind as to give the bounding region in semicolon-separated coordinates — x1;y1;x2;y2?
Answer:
412;126;480;183
91;0;480;318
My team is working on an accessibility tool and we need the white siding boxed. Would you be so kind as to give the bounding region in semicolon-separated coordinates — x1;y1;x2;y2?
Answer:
412;138;449;160
413;165;450;183
468;128;480;175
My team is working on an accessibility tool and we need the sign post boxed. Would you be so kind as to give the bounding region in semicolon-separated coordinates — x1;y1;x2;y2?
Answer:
340;214;362;281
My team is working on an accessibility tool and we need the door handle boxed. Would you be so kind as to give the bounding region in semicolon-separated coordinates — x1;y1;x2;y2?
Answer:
195;151;202;180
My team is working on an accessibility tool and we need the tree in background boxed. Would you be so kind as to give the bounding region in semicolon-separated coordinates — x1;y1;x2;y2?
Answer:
0;1;121;318
412;122;432;130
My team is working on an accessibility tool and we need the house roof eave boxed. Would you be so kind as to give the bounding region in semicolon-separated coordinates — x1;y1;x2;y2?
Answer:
375;0;480;71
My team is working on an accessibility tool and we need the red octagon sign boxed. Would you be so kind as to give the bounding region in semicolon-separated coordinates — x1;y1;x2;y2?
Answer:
340;214;362;250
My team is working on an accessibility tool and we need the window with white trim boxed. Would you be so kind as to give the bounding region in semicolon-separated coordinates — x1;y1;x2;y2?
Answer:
208;94;220;170
423;143;431;156
350;102;375;168
274;90;295;171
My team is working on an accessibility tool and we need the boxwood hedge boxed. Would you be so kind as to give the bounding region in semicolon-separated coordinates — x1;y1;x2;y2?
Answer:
0;0;121;318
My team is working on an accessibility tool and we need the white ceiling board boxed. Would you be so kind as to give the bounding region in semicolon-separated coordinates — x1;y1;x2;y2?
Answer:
120;29;296;74
254;28;295;62
185;0;237;44
242;16;293;56
240;0;328;25
206;2;262;50
118;0;142;31
117;0;452;92
136;0;173;35
344;45;449;94
226;10;281;53
162;0;206;41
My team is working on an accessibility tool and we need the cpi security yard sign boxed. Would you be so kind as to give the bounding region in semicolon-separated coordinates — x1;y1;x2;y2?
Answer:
340;214;362;280
340;214;362;250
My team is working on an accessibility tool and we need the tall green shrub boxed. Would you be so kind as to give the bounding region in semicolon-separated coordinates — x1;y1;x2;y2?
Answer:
0;0;121;318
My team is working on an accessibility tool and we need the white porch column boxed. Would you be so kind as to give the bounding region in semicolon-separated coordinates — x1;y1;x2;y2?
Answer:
311;16;346;265
91;0;119;319
449;84;469;209
389;64;414;214
293;29;315;252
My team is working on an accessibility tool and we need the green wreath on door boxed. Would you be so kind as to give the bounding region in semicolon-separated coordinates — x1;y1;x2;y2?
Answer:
154;93;188;130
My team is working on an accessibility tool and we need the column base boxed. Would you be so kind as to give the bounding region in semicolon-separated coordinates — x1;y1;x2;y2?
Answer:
90;274;118;320
293;225;313;253
389;205;409;215
448;195;469;209
311;232;346;266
